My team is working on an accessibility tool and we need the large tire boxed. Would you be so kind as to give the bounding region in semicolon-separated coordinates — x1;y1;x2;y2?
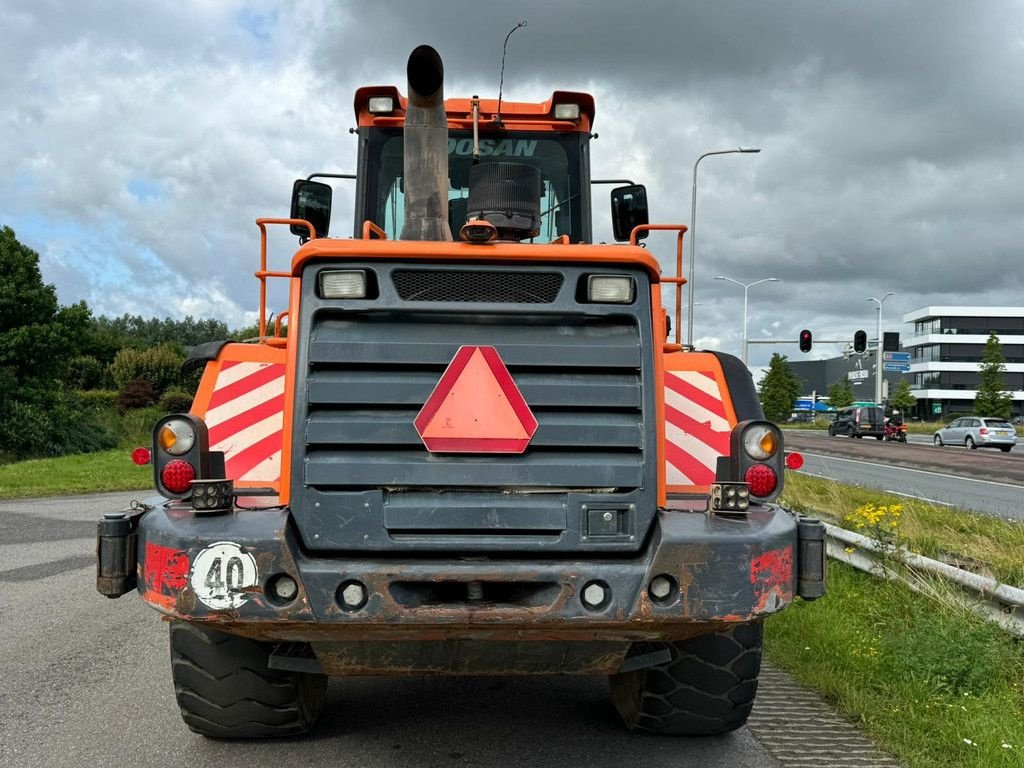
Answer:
934;434;943;446
170;621;327;739
966;436;977;450
609;622;762;736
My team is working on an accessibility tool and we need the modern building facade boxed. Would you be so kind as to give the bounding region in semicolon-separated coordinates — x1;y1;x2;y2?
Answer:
903;306;1024;421
789;354;909;410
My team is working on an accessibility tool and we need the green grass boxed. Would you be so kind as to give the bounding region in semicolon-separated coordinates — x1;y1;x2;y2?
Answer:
782;472;1024;586
767;563;1024;768
0;448;152;499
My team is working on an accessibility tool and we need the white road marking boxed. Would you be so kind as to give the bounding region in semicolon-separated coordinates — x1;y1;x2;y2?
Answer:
797;451;1024;491
885;490;954;507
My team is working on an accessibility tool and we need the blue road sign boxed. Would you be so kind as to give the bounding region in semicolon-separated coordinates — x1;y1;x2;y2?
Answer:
883;362;910;372
883;351;910;362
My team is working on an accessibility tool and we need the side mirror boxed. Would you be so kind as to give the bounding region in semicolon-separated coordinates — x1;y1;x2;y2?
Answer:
290;180;333;239
610;184;649;242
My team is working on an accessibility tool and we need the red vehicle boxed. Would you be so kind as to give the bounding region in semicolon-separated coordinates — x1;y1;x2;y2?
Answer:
883;413;907;442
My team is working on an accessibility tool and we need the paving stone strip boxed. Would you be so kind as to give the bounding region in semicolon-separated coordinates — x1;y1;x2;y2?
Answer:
749;664;905;767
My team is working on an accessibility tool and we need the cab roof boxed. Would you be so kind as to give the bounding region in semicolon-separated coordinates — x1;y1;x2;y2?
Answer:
354;86;595;133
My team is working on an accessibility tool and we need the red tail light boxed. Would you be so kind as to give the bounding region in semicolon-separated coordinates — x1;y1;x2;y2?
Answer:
161;459;196;495
979;428;988;435
785;451;804;470
744;464;778;497
131;447;151;466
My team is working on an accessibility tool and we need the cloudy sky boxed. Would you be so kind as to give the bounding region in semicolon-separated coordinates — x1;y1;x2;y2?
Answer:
3;0;1023;364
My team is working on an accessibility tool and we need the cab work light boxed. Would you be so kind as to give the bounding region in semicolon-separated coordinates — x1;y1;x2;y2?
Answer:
586;275;635;304
320;270;368;299
368;96;395;113
553;103;581;120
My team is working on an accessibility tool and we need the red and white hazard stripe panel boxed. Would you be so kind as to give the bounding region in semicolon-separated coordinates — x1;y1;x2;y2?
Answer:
664;369;731;486
203;360;286;485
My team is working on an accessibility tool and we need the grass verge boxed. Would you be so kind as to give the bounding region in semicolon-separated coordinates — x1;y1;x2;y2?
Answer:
782;471;1024;587
0;448;152;500
766;563;1024;768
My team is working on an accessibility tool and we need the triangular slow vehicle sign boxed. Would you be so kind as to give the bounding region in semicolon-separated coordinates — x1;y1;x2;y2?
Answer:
415;346;538;453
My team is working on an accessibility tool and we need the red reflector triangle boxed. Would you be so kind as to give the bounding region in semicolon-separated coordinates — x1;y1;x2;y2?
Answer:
415;346;538;453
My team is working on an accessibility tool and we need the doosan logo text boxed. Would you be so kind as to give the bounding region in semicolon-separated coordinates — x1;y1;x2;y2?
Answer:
448;139;538;157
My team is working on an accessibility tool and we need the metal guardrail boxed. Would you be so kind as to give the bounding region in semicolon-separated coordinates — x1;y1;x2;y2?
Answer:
824;522;1024;638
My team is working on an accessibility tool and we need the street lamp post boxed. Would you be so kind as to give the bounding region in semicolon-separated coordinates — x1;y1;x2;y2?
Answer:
715;276;779;365
687;147;761;348
868;292;895;406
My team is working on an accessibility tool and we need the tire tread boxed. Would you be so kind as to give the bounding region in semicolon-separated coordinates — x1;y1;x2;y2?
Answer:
169;621;326;739
610;622;762;736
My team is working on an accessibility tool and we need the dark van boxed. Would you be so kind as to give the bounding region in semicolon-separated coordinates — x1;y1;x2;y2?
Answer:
829;406;885;439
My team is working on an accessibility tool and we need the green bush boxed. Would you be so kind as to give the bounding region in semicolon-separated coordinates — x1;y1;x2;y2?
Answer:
75;389;118;410
0;398;116;462
110;344;184;393
66;355;107;390
159;389;194;413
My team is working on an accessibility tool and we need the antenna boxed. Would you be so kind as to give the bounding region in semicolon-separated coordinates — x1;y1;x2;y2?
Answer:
495;19;527;126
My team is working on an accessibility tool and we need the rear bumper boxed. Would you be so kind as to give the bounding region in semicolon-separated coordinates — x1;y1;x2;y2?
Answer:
102;499;824;643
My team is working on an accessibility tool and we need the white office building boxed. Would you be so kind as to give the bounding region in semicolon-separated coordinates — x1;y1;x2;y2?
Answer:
903;306;1024;420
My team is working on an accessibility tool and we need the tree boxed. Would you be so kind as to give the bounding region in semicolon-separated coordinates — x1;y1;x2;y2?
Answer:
758;353;801;423
0;225;63;404
827;378;855;410
0;226;114;459
888;379;917;415
974;333;1012;419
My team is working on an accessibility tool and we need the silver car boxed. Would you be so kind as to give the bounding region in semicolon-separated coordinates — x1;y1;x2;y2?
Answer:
933;417;1017;452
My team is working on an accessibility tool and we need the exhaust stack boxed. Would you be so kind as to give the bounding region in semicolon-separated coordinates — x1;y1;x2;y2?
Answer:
400;45;452;241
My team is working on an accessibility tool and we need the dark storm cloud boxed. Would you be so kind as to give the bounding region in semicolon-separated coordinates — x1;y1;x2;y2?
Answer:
2;0;1023;360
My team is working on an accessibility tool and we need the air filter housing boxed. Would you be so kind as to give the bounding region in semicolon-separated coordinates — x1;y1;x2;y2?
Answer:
465;162;542;240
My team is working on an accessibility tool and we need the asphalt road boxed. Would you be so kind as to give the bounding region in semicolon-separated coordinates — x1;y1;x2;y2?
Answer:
0;492;901;768
785;431;1024;521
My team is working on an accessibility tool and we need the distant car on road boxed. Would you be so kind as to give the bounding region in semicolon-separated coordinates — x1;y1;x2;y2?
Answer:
828;406;885;439
933;417;1016;452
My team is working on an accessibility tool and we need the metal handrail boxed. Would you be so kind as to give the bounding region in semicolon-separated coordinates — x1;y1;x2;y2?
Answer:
629;224;688;345
255;218;313;339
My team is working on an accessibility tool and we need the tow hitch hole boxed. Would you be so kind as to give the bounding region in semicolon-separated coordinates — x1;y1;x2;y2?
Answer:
389;580;560;608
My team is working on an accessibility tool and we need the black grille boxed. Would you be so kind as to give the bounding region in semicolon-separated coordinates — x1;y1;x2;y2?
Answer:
392;269;563;303
301;312;644;492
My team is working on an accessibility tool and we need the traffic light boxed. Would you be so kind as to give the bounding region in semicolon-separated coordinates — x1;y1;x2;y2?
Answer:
853;329;867;353
883;332;900;352
799;329;812;353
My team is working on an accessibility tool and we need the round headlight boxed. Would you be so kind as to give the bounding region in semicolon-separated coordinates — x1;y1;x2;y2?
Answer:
743;424;777;460
159;418;196;456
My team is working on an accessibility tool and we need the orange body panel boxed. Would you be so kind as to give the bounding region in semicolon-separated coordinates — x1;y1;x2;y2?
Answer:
290;237;662;279
661;352;739;496
191;342;287;492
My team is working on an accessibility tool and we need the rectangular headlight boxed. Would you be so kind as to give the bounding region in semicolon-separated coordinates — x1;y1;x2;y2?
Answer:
554;103;580;120
587;275;635;304
368;96;395;114
320;270;368;299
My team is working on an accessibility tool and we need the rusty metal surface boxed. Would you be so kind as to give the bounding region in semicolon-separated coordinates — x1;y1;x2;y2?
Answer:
312;639;630;676
133;500;802;655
